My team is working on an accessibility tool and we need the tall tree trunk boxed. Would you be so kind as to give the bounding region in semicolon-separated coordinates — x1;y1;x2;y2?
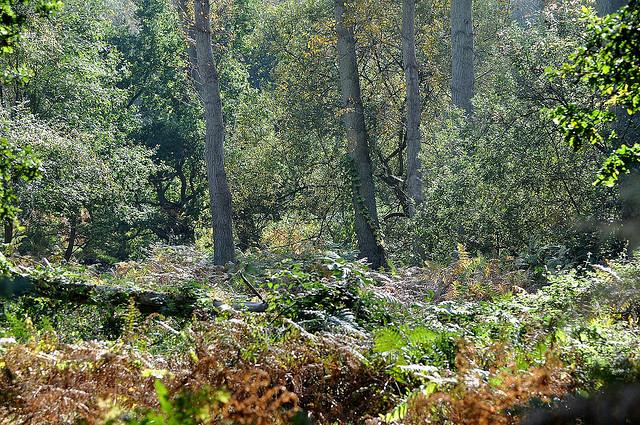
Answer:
402;0;424;211
596;0;628;15
450;0;474;114
510;0;544;26
334;0;387;269
192;0;236;265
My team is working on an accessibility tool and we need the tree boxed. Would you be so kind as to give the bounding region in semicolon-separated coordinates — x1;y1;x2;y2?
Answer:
549;1;639;252
178;0;236;264
550;1;639;187
402;0;424;210
0;0;165;261
113;0;206;245
3;111;159;262
334;0;387;269
389;4;620;265
8;0;138;137
450;0;474;114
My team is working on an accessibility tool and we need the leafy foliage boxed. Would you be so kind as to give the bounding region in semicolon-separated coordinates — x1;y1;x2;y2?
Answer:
549;1;640;186
385;7;620;265
2;111;159;261
261;252;379;330
0;0;62;54
0;137;40;223
0;0;60;271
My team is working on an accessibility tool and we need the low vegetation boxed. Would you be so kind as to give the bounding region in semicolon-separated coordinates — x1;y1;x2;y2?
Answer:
1;248;640;423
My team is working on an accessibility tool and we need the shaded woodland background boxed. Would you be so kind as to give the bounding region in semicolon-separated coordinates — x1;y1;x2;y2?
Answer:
1;0;637;269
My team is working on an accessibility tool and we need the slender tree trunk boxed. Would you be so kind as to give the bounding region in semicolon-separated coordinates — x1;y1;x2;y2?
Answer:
402;0;424;211
188;0;235;265
334;0;387;269
3;220;13;245
450;0;474;115
64;215;78;262
510;0;543;26
596;0;628;15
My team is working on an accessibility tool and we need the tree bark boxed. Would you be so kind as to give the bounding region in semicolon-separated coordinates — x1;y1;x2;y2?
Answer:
402;0;424;210
510;0;544;26
596;0;628;15
334;0;387;269
450;0;474;115
191;0;236;265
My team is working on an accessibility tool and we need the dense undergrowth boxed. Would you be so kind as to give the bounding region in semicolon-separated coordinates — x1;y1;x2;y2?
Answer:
1;246;640;424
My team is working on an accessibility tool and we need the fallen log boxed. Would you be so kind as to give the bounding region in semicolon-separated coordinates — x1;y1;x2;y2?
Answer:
0;274;267;316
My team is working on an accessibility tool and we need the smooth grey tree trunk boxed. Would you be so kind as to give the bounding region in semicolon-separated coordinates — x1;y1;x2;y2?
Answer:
510;0;544;26
189;0;236;265
334;0;387;269
450;0;474;115
596;0;628;15
402;0;424;210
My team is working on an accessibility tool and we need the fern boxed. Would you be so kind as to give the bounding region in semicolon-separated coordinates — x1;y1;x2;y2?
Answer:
374;327;404;355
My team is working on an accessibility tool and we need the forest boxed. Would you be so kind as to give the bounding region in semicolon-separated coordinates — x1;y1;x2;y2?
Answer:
0;0;639;423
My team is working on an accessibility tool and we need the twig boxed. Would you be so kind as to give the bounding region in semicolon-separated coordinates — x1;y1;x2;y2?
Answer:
239;272;267;304
155;319;181;336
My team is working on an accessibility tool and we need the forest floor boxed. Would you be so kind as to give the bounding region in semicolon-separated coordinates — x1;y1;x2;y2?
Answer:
1;246;640;424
